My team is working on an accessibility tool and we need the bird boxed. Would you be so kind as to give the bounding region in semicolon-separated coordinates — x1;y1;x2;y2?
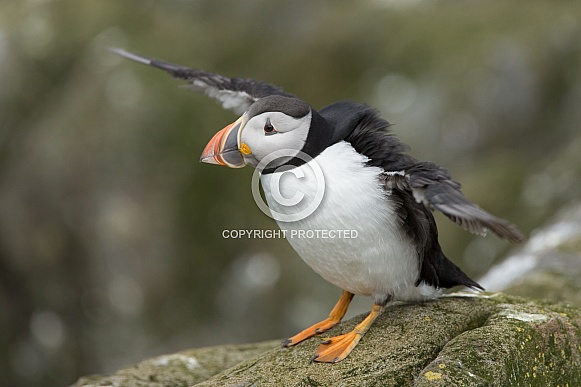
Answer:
109;47;525;363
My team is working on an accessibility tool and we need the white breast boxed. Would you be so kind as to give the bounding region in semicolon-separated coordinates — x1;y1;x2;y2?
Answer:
260;141;439;303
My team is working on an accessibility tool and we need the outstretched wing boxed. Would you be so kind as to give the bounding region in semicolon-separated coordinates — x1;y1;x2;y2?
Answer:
340;104;524;244
108;48;294;115
381;162;525;243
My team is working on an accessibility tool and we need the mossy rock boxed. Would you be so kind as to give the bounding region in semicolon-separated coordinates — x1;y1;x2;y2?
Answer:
74;292;581;386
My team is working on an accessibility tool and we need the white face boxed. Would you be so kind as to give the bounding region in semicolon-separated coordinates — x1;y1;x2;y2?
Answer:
239;111;312;169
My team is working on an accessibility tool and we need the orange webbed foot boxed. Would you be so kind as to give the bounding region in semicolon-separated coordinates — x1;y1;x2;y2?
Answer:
310;303;385;363
311;331;362;363
282;290;354;348
282;317;343;347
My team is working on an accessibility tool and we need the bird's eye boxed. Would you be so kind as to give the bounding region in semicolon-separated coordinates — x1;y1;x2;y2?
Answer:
264;118;277;135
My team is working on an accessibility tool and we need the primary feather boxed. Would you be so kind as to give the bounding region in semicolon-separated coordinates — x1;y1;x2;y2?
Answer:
108;47;293;115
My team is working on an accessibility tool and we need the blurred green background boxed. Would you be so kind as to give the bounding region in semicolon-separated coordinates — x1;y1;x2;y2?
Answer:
1;1;580;386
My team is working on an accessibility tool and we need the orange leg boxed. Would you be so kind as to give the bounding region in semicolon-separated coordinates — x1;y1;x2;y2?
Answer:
311;303;385;363
282;290;354;347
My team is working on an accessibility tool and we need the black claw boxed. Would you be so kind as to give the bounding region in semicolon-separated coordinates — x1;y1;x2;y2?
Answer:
332;357;340;363
281;338;292;348
309;354;320;363
321;339;332;345
314;328;321;333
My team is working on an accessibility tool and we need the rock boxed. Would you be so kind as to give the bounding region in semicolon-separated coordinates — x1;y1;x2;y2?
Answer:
416;295;581;387
74;340;280;387
74;293;581;386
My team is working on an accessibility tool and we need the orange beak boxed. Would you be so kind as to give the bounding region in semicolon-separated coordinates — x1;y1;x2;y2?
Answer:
200;116;246;168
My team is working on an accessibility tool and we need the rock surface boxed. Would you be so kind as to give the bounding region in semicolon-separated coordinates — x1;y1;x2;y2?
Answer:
75;340;281;387
75;293;581;387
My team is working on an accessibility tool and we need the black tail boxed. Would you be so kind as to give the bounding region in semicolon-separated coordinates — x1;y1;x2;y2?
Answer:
396;187;483;291
437;249;483;290
418;245;484;291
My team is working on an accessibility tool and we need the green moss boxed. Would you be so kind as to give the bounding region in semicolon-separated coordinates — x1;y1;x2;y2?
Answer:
417;298;581;387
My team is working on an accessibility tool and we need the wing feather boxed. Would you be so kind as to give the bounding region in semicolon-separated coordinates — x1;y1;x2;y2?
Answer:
108;48;294;115
381;162;524;243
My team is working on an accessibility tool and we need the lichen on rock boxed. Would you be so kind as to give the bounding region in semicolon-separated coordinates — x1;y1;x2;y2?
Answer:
74;293;581;387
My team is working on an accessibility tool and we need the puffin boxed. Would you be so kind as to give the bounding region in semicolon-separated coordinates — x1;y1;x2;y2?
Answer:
110;48;524;363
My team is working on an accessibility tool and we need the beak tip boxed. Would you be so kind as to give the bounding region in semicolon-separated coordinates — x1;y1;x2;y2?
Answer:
199;155;218;165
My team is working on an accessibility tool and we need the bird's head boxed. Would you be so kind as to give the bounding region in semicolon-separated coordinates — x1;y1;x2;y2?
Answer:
200;95;318;172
